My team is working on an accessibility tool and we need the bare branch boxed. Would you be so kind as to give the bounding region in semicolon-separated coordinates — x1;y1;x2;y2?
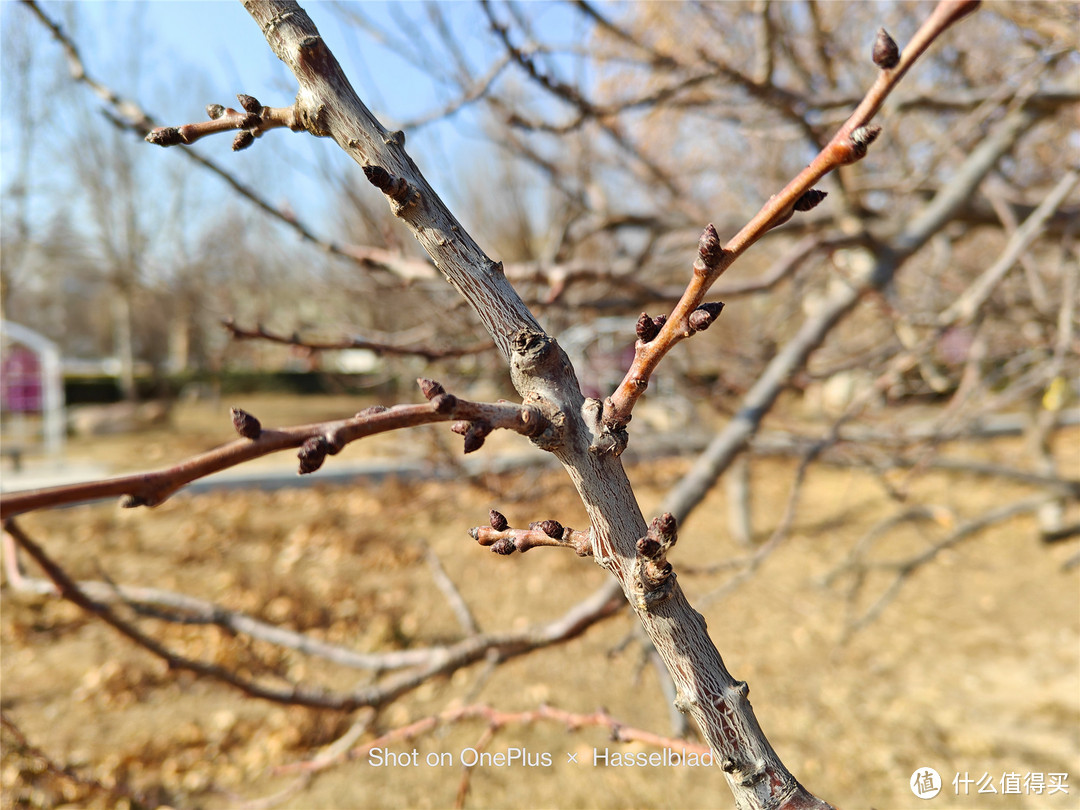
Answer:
471;509;592;556
0;383;549;519
222;318;493;360
601;0;982;435
662;102;1038;525
938;168;1080;325
145;94;301;149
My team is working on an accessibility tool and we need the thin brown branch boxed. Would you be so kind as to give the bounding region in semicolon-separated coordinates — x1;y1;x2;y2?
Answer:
222;318;493;360
0;382;549;520
471;509;592;556
601;0;981;433
146;96;300;150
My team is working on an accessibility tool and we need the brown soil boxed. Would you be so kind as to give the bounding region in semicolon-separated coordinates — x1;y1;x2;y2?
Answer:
2;397;1078;809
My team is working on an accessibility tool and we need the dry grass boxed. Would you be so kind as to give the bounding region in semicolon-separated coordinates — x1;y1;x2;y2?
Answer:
2;397;1078;809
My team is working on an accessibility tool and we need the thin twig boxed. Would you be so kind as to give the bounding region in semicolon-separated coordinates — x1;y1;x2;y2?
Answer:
222;319;492;360
0;382;548;519
602;0;981;432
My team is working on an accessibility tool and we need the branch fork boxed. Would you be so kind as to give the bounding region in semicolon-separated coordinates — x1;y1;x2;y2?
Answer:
146;93;302;151
470;510;592;556
596;1;980;448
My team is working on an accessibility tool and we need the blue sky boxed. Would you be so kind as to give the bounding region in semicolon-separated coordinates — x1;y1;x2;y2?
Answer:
1;1;592;258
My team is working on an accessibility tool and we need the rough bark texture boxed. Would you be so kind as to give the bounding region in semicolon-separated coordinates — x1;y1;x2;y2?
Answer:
237;2;872;807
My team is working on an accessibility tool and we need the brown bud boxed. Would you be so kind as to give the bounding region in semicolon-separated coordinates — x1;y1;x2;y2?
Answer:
694;223;726;274
232;130;255;151
651;512;678;543
430;393;458;414
240;111;262;130
237;93;263;114
537;519;564;539
491;537;516;555
846;125;882;162
298;436;329;475
206;104;226;120
363;164;411;202
688;302;725;333
636;536;662;559
872;28;901;70
231;407;262;439
652;314;668;333
364;164;393;190
417;378;445;400
636;312;660;343
145;127;183;147
793;189;828;212
462;421;492;454
489;509;509;531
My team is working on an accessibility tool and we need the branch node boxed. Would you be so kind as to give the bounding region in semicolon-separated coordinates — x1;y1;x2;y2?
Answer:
356;405;389;417
692;223;727;276
237;93;263;114
145;126;183;147
417;378;446;400
872;28;901;70
633;513;679;608
842;125;882;164
232;130;255;151
793;189;828;212
489;509;509;531
298;436;330;475
230;407;262;439
430;393;458;415
687;302;725;333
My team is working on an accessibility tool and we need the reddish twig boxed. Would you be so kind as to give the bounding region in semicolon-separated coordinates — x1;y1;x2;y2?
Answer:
471;509;592;556
146;94;301;151
601;1;981;434
0;380;550;520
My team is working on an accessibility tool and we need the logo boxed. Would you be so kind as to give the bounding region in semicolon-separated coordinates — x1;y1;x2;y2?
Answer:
911;767;942;799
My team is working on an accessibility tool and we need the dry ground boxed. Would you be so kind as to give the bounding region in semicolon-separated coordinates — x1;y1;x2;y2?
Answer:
2;395;1078;810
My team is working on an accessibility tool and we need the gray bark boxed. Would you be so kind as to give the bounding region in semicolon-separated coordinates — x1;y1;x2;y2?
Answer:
241;2;828;807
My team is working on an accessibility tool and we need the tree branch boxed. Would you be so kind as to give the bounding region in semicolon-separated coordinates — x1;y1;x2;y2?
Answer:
0;381;549;519
222;318;493;360
601;1;981;433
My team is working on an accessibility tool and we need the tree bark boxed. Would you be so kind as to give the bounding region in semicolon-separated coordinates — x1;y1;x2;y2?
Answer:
241;2;830;806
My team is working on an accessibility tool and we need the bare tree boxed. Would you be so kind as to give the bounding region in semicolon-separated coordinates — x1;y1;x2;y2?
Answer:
4;0;1078;807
